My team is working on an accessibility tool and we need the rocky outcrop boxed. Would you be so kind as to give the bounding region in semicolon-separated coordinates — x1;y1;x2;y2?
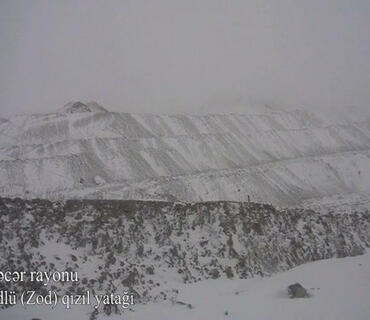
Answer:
0;197;368;309
58;101;108;114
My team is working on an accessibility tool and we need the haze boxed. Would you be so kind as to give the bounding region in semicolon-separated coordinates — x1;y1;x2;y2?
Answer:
1;0;370;117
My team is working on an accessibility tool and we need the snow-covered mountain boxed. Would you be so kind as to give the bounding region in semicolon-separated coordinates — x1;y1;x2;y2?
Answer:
0;102;369;209
57;101;109;114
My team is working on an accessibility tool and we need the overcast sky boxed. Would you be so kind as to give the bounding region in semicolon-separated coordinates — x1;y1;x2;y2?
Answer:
1;0;370;116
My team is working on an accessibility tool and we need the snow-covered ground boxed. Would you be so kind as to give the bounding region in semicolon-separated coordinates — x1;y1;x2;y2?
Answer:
128;251;370;320
2;251;370;320
301;192;370;214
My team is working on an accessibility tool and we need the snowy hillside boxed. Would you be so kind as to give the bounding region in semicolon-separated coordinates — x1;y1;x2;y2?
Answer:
0;102;369;209
3;251;370;320
0;197;369;319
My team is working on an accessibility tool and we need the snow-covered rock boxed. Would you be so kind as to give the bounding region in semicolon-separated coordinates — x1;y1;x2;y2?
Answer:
0;197;368;314
58;101;108;114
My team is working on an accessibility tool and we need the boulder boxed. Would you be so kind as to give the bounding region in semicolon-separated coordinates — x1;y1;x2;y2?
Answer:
287;283;308;298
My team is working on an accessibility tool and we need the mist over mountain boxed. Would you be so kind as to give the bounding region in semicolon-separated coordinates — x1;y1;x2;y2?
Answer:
1;102;369;212
2;1;370;318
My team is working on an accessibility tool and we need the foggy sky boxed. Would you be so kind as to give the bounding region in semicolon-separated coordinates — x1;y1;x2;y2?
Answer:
1;0;370;117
